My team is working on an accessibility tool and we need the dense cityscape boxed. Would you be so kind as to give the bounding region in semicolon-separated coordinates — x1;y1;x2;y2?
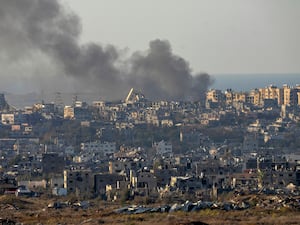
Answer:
0;83;300;223
0;84;299;193
1;0;299;223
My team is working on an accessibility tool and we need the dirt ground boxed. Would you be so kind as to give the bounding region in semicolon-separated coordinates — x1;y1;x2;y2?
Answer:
1;196;300;225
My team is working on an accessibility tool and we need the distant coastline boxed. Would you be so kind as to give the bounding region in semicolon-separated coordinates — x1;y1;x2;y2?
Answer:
211;73;300;91
4;73;300;109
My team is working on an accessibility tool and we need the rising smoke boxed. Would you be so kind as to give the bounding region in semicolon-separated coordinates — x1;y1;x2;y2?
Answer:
0;0;213;101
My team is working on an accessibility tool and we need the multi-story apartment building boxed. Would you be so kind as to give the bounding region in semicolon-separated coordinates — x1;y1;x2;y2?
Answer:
225;89;234;105
130;169;157;196
94;173;125;197
259;85;283;105
234;92;247;103
225;89;247;105
283;84;298;106
63;106;74;119
247;89;261;106
63;169;93;197
109;159;145;174
81;141;116;157
222;85;299;108
206;89;225;104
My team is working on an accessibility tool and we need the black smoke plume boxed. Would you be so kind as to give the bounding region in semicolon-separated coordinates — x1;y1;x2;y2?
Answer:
0;0;213;101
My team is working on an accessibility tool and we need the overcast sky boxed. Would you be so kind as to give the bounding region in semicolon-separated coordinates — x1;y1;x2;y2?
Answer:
63;0;300;75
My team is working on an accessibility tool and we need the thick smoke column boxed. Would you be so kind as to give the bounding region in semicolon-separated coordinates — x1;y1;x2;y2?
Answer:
0;0;213;101
130;39;213;101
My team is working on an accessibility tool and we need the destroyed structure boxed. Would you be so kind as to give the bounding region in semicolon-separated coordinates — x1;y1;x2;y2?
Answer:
0;85;300;203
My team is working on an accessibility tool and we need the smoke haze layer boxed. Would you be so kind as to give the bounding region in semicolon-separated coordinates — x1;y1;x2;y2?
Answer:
0;0;213;101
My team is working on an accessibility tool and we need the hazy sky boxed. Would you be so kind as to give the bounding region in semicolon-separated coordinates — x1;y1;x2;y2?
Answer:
63;0;300;74
0;0;299;99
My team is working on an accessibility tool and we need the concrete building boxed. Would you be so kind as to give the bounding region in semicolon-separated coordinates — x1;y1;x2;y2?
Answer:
247;89;261;106
130;170;157;196
92;101;106;109
206;89;225;104
262;170;297;189
259;85;283;105
64;169;93;197
63;106;74;119
50;176;64;188
234;92;247;103
81;141;116;157
74;107;91;121
283;84;298;106
153;140;173;156
94;173;125;197
170;176;204;193
1;114;14;125
109;159;144;174
231;172;258;189
224;89;247;105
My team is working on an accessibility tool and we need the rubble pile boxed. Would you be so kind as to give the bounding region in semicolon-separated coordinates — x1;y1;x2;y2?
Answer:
250;194;300;211
114;193;300;215
0;204;18;211
114;200;251;215
47;200;90;209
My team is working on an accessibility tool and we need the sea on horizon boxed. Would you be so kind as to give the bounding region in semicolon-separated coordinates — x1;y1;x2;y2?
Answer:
3;73;300;109
211;73;300;92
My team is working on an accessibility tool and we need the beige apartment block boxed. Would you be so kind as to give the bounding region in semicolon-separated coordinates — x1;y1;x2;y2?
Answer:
206;89;224;103
63;106;74;119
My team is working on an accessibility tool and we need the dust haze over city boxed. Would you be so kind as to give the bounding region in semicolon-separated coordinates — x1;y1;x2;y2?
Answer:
0;0;299;106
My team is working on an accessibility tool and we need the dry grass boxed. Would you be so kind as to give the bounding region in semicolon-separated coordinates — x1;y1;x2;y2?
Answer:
0;196;300;225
